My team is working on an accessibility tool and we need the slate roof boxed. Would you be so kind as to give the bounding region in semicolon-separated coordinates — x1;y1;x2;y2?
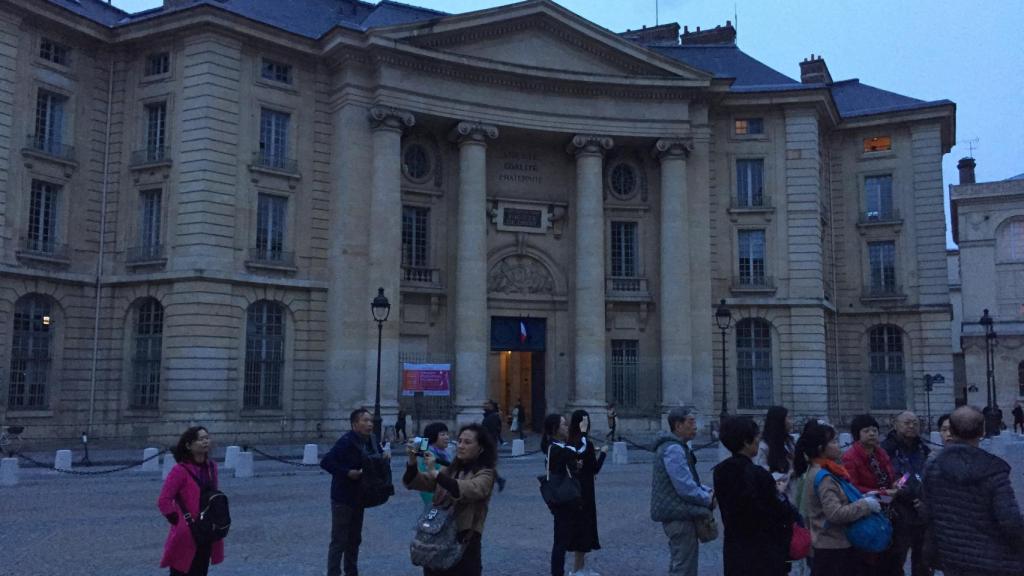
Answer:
649;44;799;89
829;79;952;118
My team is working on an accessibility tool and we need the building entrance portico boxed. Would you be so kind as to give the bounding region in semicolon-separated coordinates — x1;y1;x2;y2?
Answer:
490;316;547;432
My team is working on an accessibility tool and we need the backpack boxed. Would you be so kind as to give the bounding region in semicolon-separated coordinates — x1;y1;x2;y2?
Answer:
357;440;394;509
178;464;231;545
409;505;465;570
813;470;891;553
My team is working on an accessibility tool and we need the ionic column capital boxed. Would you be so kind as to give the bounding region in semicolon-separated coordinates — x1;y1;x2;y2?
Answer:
653;138;694;161
369;106;416;132
567;134;614;157
450;121;500;146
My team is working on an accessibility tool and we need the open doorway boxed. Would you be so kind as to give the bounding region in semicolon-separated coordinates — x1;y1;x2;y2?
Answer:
489;317;546;433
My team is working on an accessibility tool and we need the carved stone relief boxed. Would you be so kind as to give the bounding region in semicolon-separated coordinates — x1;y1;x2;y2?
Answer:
487;255;555;295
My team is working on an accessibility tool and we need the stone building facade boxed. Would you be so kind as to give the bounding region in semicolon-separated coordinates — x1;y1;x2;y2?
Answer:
0;0;956;442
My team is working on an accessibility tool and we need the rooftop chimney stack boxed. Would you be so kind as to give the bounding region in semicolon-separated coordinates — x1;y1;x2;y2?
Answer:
679;21;736;46
957;157;976;185
799;54;832;84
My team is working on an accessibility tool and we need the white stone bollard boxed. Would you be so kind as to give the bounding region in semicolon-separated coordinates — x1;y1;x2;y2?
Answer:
141;447;160;472
839;433;853;448
1;458;18;486
612;441;628;465
929;431;943;447
234;451;254;478
54;449;73;471
511;439;525;457
223;445;241;470
302;444;318;465
162;453;175;479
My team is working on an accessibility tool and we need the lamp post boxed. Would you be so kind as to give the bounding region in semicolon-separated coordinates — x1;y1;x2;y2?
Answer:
923;373;944;433
980;309;999;436
370;287;391;442
715;299;733;420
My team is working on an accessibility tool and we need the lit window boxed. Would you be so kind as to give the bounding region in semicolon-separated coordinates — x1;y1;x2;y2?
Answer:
260;58;292;84
735;118;764;135
863;136;892;153
145;52;170;76
39;38;69;65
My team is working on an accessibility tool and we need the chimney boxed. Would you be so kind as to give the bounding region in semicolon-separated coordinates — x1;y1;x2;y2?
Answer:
799;54;832;84
619;23;681;46
679;21;736;45
957;157;976;184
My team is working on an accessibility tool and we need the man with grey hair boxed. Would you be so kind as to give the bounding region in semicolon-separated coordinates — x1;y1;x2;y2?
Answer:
881;411;930;576
650;407;714;576
923;406;1024;576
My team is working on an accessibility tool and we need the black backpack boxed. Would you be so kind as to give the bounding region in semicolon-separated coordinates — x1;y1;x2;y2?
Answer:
178;465;231;545
357;440;394;509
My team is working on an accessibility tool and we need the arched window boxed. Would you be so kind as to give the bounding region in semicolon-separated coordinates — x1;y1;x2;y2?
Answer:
132;298;163;408
244;300;285;409
8;294;52;408
869;325;905;409
737;318;772;409
997;217;1024;262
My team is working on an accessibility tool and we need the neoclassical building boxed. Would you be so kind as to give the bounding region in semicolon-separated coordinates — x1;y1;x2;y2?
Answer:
0;0;957;442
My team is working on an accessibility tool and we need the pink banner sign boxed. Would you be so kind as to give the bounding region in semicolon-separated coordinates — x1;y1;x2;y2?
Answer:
401;363;451;397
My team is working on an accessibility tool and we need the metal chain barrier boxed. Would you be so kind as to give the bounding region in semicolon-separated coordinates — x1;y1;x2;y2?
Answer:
246;446;321;468
16;448;169;475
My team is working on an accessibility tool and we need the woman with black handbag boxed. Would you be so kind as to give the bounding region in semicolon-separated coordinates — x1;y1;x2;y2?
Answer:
566;410;608;576
541;413;584;576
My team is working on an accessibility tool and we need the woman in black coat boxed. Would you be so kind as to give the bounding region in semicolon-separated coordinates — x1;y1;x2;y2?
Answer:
542;413;582;576
566;410;608;574
713;416;794;576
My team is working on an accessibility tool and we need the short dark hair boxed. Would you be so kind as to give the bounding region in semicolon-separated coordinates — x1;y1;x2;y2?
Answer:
720;416;760;454
423;422;449;445
936;413;951;431
950;406;985;440
172;426;208;463
350;408;370;426
666;407;694;431
793;422;836;477
850;414;879;442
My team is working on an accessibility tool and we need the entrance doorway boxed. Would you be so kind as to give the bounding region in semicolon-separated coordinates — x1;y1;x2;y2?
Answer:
490;317;546;432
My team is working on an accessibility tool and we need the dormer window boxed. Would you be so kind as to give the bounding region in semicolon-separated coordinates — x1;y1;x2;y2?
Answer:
735;118;764;135
40;38;70;66
863;136;892;153
260;58;292;85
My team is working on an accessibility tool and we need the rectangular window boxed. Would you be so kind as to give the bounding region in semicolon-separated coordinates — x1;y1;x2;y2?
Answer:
144;102;167;161
402;206;429;268
737;320;772;409
863;136;892;153
260;58;293;84
132;300;163;409
610;340;639;408
259;108;290;169
735;118;764;135
39;38;69;65
28;180;59;254
256;194;287;261
736;159;764;207
138;189;162;258
868;241;897;294
738;229;766;285
34;89;66;154
244;301;285;409
610;221;638;277
8;296;52;409
870;326;905;409
144;52;170;76
864;174;894;220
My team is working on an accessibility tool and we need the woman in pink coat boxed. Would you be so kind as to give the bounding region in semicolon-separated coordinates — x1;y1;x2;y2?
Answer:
157;426;225;575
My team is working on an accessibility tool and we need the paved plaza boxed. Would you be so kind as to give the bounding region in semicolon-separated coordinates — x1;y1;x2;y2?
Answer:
3;436;1023;576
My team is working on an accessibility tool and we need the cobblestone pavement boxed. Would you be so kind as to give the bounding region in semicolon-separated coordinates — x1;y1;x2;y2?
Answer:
3;436;1022;576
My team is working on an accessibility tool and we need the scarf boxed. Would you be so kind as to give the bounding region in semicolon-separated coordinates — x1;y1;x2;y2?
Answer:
812;457;852;482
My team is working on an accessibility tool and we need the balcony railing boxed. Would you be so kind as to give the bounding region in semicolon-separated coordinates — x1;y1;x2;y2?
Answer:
730;193;772;210
251;152;298;174
402;266;441;287
126;243;165;264
861;285;906;300
247;247;295;268
858;208;902;225
731;275;776;291
130;147;170;166
18;237;69;260
25;134;75;161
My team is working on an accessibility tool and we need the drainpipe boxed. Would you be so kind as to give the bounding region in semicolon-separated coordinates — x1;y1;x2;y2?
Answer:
88;54;115;436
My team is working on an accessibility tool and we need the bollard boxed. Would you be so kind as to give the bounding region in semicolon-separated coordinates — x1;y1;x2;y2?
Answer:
839;433;853;448
1;458;18;486
612;441;628;465
302;444;318;465
511;439;525;457
223;445;241;470
234;451;254;478
929;431;943;447
162;452;175;479
54;449;73;471
141;447;160;472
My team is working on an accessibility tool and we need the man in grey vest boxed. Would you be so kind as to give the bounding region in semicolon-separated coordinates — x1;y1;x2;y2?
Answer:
650;407;714;576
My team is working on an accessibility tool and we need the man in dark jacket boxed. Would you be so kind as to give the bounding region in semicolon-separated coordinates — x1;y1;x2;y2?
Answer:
881;411;930;576
483;401;505;446
321;408;382;576
923;406;1024;576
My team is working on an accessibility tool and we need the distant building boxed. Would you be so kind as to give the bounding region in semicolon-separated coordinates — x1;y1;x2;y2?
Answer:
0;0;956;442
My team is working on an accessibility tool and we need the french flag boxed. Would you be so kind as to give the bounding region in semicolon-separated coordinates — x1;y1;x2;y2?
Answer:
519;320;528;344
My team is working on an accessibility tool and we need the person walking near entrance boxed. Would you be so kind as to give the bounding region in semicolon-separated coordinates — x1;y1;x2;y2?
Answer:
512;399;525;439
1013;401;1024;435
483;401;505;446
605;404;617;443
566;410;609;576
650;407;714;576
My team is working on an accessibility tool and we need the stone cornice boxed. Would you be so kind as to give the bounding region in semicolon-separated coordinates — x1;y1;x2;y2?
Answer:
568;134;614;157
653;138;694;160
369;106;416;132
451;121;500;145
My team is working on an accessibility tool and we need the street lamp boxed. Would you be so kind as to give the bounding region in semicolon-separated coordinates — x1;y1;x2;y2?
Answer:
371;287;391;442
923;374;944;433
715;299;733;420
980;309;999;436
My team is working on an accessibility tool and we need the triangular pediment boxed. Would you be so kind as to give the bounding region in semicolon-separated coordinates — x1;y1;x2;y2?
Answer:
371;1;712;83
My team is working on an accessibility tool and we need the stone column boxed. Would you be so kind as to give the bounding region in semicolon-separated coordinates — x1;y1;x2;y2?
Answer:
365;107;415;419
568;135;613;413
654;138;694;410
451;121;499;425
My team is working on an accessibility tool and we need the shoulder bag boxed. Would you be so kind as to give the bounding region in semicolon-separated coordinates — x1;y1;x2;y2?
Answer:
410;505;465;571
814;470;892;553
537;445;581;511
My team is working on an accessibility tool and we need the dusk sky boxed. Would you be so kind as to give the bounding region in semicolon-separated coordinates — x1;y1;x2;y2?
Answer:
110;0;1024;247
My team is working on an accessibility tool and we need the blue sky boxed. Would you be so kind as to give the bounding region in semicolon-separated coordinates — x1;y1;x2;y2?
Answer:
110;0;1024;246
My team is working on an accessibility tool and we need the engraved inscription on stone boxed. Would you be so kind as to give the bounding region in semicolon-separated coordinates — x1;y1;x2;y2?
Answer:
498;150;543;186
503;208;543;229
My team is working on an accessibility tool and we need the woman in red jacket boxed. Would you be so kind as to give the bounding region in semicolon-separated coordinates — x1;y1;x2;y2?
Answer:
841;414;896;495
157;426;225;576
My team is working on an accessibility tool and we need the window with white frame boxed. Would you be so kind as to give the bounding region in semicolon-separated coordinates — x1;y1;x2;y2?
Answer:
27;180;59;254
402;206;429;268
132;298;163;409
610;339;639;408
137;189;162;258
8;294;52;409
868;241;897;294
144;101;167;161
610;221;638;277
864;174;894;220
256;194;287;261
738;229;766;286
260;58;293;85
34;89;66;153
258;108;290;169
144;52;170;77
870;325;905;409
737;318;772;409
39;38;69;65
736;159;764;207
244;300;285;409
